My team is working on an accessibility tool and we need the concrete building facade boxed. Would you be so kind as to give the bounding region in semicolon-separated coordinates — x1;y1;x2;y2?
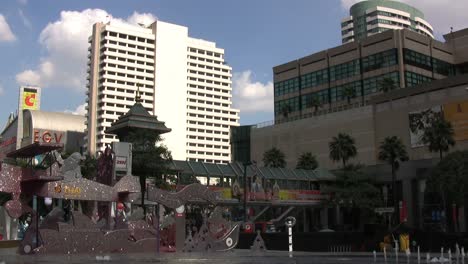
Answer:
274;28;466;124
231;27;468;229
341;0;433;44
248;74;468;230
84;20;239;163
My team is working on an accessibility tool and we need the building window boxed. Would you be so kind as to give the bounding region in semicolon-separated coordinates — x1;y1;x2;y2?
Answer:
432;58;454;76
362;49;398;72
301;89;329;109
274;77;299;97
363;72;399;96
274;97;300;116
330;80;362;102
300;68;328;89
329;59;360;81
405;71;432;87
403;49;432;71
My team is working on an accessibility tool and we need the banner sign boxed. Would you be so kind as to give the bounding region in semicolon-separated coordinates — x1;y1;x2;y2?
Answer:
443;100;468;141
33;130;65;144
115;156;128;171
22;88;38;110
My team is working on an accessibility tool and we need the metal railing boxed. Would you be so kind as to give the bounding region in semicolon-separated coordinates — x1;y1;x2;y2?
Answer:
254;101;369;129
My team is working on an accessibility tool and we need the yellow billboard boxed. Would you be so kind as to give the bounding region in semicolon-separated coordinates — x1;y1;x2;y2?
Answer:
22;88;38;110
444;100;468;141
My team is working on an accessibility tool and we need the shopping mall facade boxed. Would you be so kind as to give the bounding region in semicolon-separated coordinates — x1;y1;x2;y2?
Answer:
232;28;468;232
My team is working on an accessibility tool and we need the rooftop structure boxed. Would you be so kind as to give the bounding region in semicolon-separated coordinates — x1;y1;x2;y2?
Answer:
341;0;433;44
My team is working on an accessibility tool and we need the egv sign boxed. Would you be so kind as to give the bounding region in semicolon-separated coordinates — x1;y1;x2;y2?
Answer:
33;130;64;144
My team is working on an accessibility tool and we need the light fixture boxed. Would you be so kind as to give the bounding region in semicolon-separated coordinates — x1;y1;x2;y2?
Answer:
44;197;53;206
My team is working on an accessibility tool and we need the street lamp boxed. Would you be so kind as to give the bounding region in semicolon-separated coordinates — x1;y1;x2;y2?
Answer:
242;161;256;223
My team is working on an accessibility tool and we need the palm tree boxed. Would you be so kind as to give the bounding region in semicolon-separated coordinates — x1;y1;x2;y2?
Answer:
378;136;409;224
329;133;357;168
342;87;356;104
378;77;397;93
263;147;286;168
281;104;292;118
421;117;455;160
296;152;318;170
306;96;322;113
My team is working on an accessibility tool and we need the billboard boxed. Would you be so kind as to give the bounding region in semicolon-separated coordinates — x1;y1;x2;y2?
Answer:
443;100;468;141
18;86;41;113
21;87;39;110
408;106;442;148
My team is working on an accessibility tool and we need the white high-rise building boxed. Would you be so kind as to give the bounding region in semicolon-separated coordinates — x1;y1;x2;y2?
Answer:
85;20;239;164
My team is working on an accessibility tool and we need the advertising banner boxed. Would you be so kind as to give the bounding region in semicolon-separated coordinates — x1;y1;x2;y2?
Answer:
443;100;468;141
408;106;442;148
22;88;38;110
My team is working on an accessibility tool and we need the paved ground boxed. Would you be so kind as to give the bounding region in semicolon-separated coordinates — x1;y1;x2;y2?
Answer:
0;248;457;264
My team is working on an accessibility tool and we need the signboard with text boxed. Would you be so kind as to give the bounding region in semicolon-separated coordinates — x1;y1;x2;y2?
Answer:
444;100;468;141
115;156;128;171
32;129;65;144
21;87;39;110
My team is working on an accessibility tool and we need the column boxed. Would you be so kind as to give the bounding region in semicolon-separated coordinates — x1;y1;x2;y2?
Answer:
402;179;413;226
320;207;328;229
418;180;426;229
175;205;186;252
303;208;310;232
459;206;466;232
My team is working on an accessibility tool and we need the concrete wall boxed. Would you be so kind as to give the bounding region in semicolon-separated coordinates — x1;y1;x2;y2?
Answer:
251;105;376;169
251;75;468;227
374;84;468;163
254;75;468;170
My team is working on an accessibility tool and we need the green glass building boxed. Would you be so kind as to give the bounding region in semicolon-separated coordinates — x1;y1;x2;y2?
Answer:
341;0;433;43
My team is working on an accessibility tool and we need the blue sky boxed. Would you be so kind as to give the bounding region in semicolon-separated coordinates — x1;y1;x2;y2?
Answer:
0;0;467;128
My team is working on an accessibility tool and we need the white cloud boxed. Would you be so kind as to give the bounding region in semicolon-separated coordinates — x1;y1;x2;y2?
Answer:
126;11;158;26
18;9;32;29
0;14;16;42
340;0;468;37
65;103;87;115
15;9;157;91
232;70;273;113
17;0;27;5
16;70;41;86
0;84;4;96
340;0;360;10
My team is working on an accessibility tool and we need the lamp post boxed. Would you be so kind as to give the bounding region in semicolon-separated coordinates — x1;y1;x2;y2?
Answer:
418;180;426;229
243;161;252;222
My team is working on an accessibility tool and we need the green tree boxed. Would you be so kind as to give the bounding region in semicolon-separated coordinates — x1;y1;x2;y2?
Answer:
343;86;356;104
422;117;455;160
378;77;397;93
280;104;292;118
329;133;357;168
378;136;409;224
263;147;286;168
325;164;381;230
81;155;98;180
296;152;318;170
306;96;322;113
126;129;173;212
427;151;468;232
